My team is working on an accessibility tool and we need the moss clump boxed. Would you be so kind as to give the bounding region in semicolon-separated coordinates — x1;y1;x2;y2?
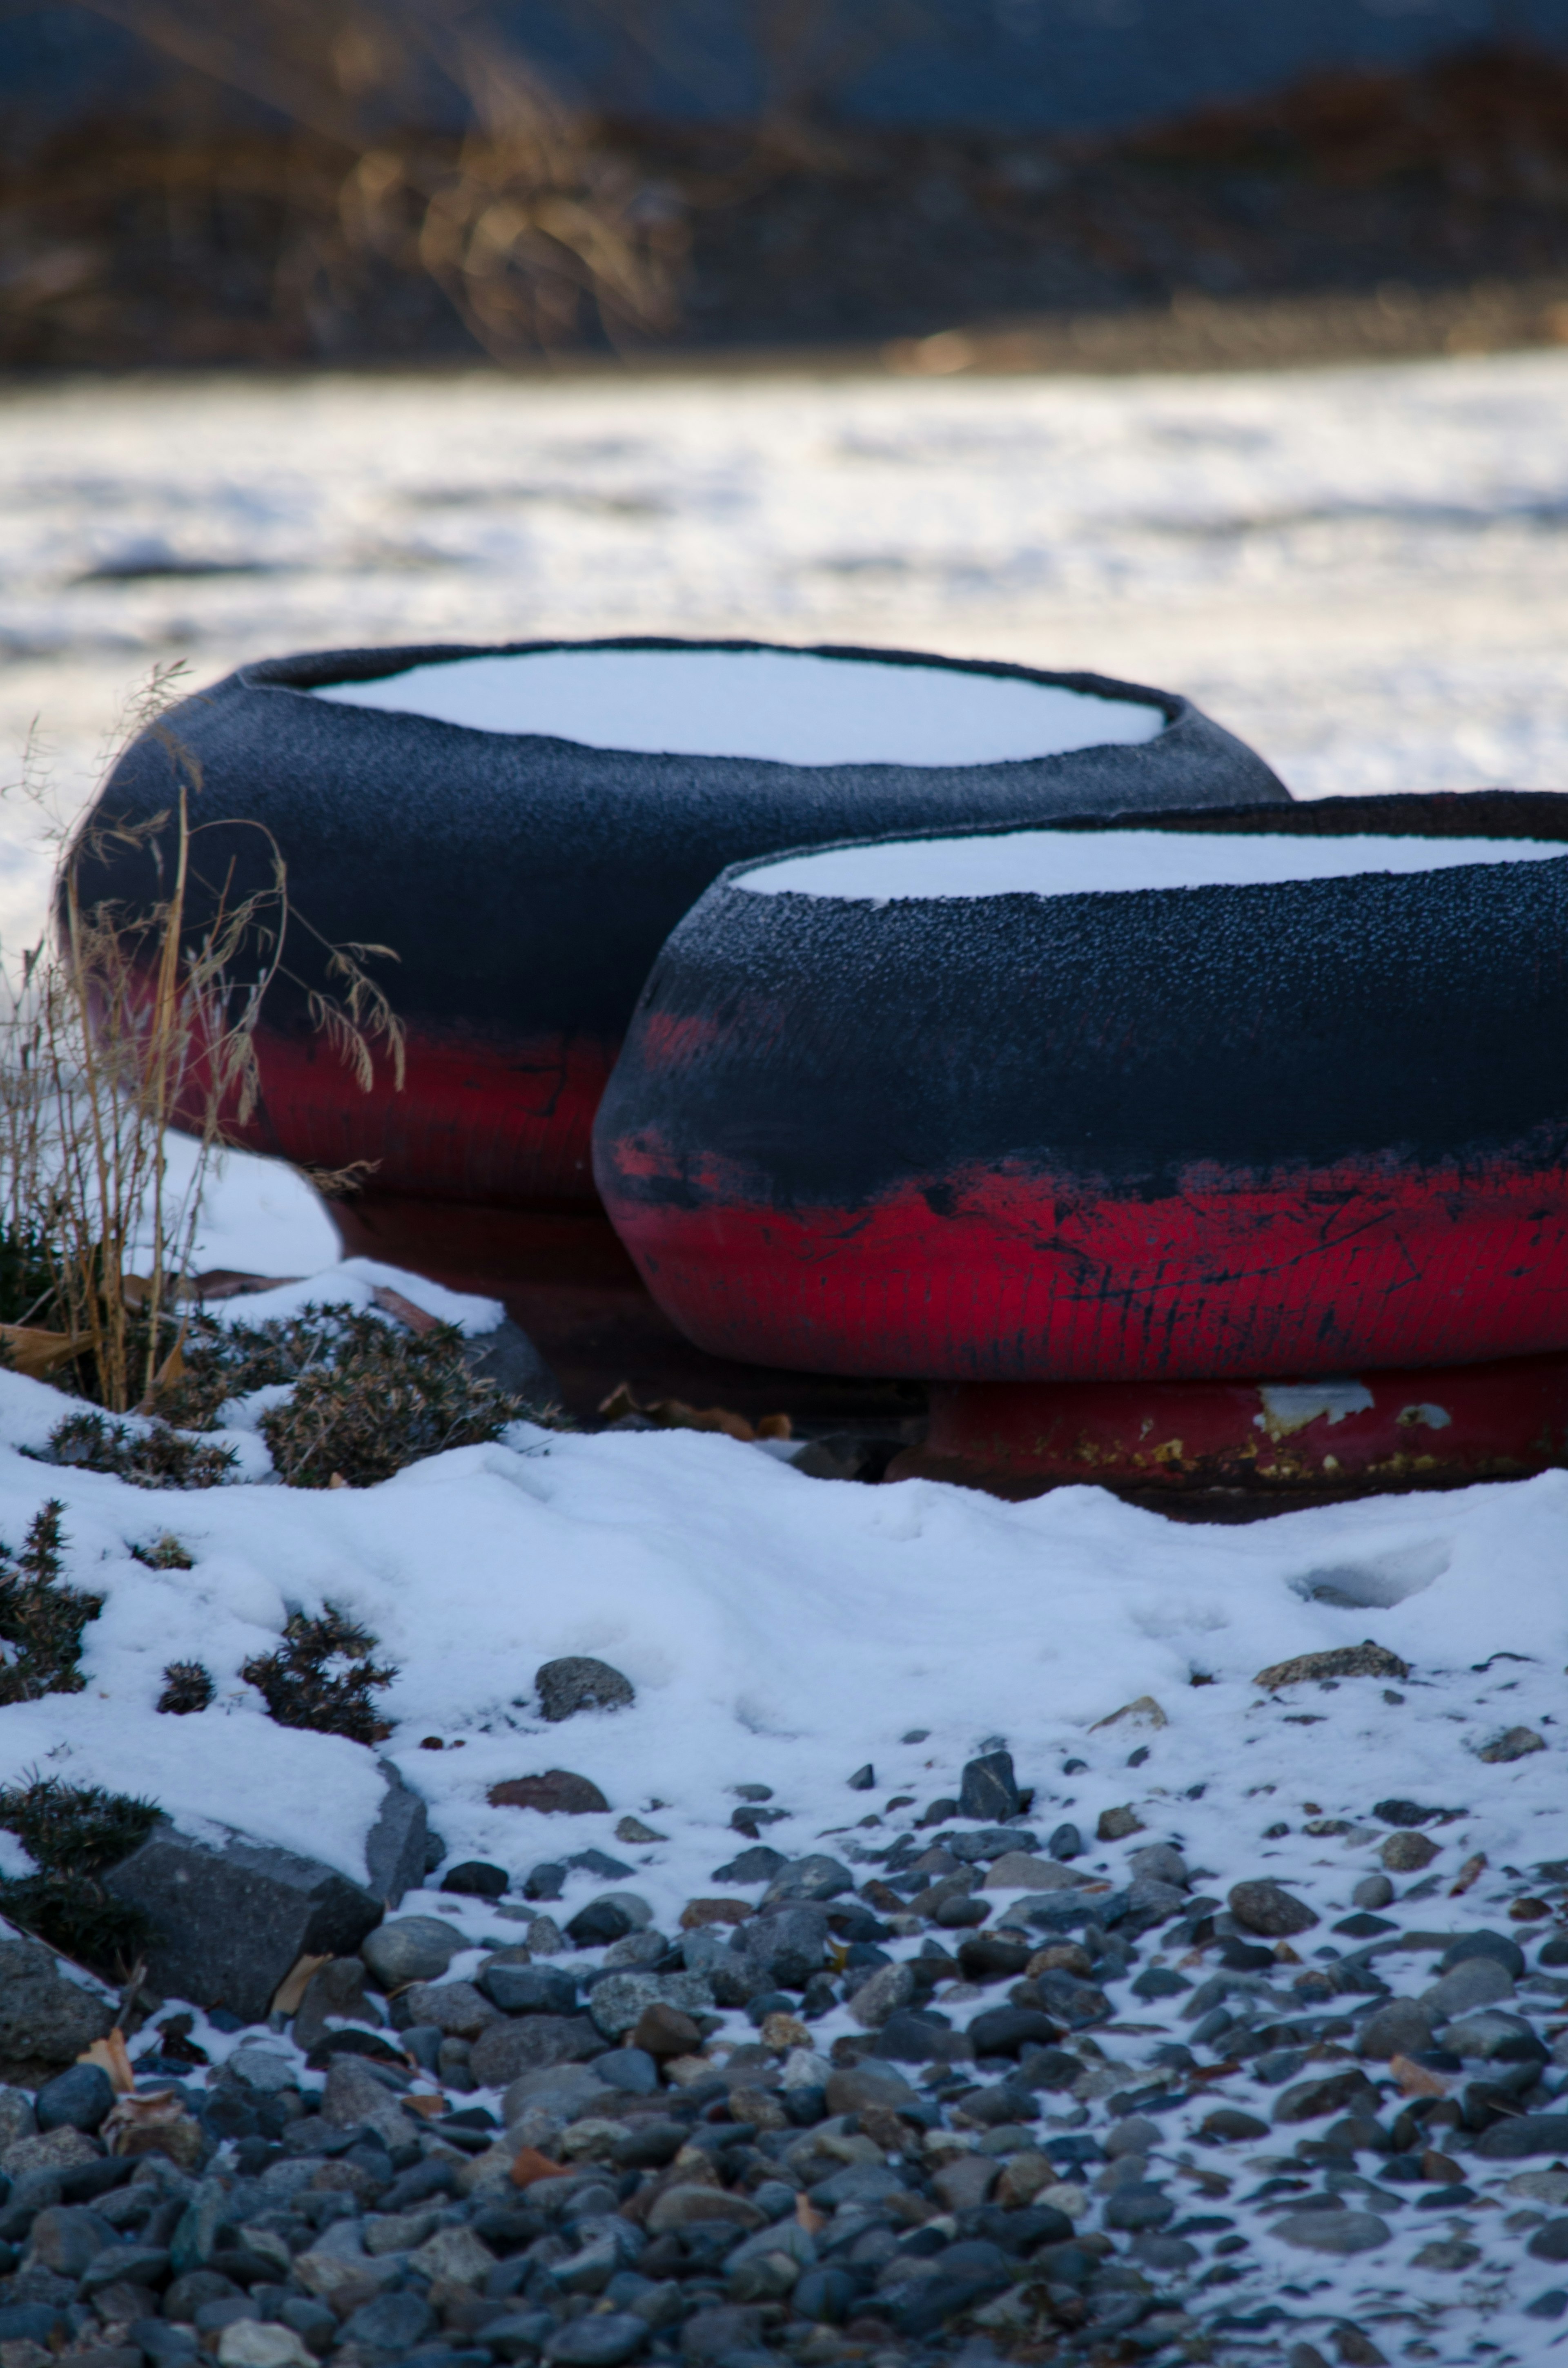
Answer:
257;1314;523;1489
157;1303;370;1430
131;1534;195;1570
44;1410;238;1490
241;1604;396;1744
156;1659;215;1714
155;1301;532;1488
0;1775;161;1973
0;1501;103;1704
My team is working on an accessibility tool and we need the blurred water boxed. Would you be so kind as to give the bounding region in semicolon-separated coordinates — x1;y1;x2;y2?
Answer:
4;347;1568;950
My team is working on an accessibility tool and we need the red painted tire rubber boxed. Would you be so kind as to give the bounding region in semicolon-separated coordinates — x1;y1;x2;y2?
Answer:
592;791;1568;1382
73;638;1285;1209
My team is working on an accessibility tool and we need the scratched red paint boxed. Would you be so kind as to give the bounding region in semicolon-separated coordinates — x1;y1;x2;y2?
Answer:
600;1145;1568;1380
918;1358;1568;1489
179;1023;617;1203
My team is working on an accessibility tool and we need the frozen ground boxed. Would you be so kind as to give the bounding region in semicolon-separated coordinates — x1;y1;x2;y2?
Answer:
1;1213;1568;2360
4;349;1568;951
3;352;1568;2362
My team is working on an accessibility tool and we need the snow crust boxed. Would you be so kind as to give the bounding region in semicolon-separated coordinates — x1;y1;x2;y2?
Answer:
310;647;1164;767
740;825;1568;901
0;1242;1564;1915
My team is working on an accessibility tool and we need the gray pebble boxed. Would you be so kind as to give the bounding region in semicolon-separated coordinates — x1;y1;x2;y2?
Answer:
361;1915;463;1990
536;1657;635;1723
1273;2209;1391;2254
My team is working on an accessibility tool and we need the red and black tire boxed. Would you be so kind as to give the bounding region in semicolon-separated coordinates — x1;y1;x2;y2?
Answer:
74;638;1285;1209
592;790;1568;1383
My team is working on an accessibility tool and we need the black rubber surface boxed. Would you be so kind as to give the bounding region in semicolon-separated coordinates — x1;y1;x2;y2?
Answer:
76;636;1288;1052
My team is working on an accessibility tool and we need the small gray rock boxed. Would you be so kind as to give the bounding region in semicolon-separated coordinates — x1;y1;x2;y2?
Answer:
1105;2116;1161;2158
222;2045;297;2095
847;1961;917;2031
465;1316;559;1406
824;2059;917;2116
105;1827;381;2026
341;2291;434;2353
318;2056;416;2147
393;1980;499;2040
1479;1726;1546;1764
959;1751;1020;1822
1352;1874;1394;1910
0;1937;114;2083
731;1904;831;1992
363;1764;429;1909
502;2063;615;2127
1442;1929;1525;1979
26;2203;114;2276
587;1971;715;2040
1355;1998;1434;2061
1128;1844;1189;1891
479;1962;578;2016
1474;2114;1568;2159
1228;1879;1319;1938
1254;1641;1408;1687
600;1929;667;1971
0;2088;36;2150
536;1658;635;1723
1412;2238;1480;2271
544;2313;647;2366
469;2011;605;2088
761;1857;854;1906
35;2063;114;2135
361;1916;465;1991
292;1957;383;2053
1272;2068;1376;2124
1423;1957;1515;2019
1273;2209;1391;2254
1444;2010;1546;2063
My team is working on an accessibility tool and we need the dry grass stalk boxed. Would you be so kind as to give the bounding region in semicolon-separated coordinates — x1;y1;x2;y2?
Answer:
0;668;404;1414
62;0;684;356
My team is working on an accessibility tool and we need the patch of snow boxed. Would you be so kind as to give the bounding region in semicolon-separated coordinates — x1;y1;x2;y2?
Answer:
739;828;1568;901
131;1132;343;1279
0;1279;1564;1907
312;646;1164;767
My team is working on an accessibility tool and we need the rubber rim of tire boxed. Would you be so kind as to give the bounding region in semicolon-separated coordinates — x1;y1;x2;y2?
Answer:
592;789;1568;1382
76;635;1287;1206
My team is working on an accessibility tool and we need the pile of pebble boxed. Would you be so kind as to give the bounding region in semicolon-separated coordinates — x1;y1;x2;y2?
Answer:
5;1721;1568;2368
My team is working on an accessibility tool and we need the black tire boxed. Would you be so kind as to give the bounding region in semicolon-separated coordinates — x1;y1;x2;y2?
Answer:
76;635;1287;1204
594;790;1568;1381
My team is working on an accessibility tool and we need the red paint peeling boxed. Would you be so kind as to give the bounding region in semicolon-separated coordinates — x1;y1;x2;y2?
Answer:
597;1146;1568;1379
183;1023;617;1203
919;1357;1568;1491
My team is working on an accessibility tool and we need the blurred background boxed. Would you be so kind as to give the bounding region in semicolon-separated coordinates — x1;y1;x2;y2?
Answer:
7;0;1568;367
4;0;1568;947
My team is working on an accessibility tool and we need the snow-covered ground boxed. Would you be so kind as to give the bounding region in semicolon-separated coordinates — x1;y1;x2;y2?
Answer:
3;350;1568;2359
1;1200;1568;2357
5;348;1568;955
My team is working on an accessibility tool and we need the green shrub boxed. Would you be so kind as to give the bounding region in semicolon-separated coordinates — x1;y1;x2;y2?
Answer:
158;1303;370;1430
241;1604;396;1744
131;1533;195;1570
257;1313;524;1488
157;1659;215;1714
0;1501;102;1704
43;1410;238;1490
0;1775;160;1973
